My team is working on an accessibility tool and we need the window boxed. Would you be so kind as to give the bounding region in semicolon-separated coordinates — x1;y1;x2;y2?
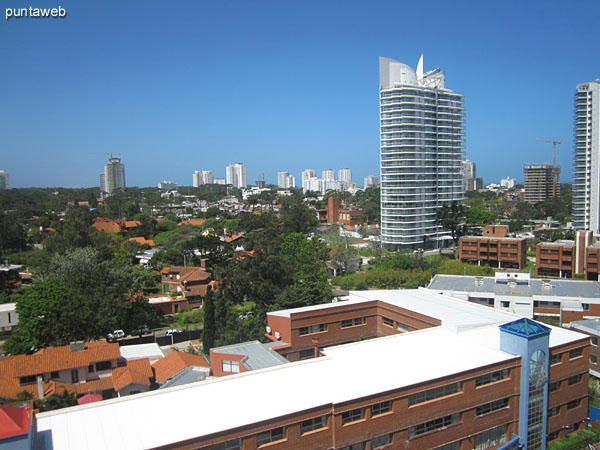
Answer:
583;303;591;311
568;374;582;385
340;317;365;328
397;322;409;332
501;301;510;308
212;439;241;450
50;371;59;379
222;360;240;373
19;375;37;385
382;317;394;327
475;369;509;387
95;361;111;371
592;337;598;346
88;364;94;373
299;324;327;335
408;382;462;406
550;353;561;365
300;416;326;434
341;444;364;450
71;370;79;383
299;349;314;360
548;406;559;416
371;434;391;449
592;355;598;364
547;430;560;441
408;413;460;438
256;427;286;446
549;381;560;392
567;399;581;410
371;400;391;416
474;425;507;450
569;348;583;359
475;398;510;416
341;408;364;425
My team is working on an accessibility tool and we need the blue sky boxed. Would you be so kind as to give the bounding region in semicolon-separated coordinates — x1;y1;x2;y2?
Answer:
1;0;598;188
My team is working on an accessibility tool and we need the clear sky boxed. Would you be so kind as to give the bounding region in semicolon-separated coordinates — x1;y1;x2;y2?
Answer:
1;0;598;188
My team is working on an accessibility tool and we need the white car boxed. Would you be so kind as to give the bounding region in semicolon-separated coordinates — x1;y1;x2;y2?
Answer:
113;330;125;339
165;329;182;336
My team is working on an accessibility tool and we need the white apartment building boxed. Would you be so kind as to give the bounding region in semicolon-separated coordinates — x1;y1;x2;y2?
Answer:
301;169;317;191
338;168;352;183
500;176;516;189
277;171;295;189
364;174;379;189
322;169;334;181
226;163;247;188
573;79;600;233
102;155;125;195
0;170;9;190
193;170;214;187
380;56;465;250
461;159;476;192
158;180;178;191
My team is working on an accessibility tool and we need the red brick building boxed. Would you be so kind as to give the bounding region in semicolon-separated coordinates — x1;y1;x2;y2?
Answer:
537;240;575;278
160;266;212;307
459;236;527;269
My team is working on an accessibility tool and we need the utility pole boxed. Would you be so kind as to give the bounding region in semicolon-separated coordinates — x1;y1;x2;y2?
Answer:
534;138;561;198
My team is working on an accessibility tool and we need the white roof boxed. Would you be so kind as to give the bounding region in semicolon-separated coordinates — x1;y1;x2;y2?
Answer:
35;289;587;450
119;343;164;362
0;303;16;312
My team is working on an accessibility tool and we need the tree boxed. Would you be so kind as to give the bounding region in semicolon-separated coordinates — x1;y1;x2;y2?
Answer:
39;391;78;412
280;192;318;234
202;286;216;354
436;201;466;258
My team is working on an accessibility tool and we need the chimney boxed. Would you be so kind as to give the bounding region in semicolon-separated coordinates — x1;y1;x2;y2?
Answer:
37;375;44;400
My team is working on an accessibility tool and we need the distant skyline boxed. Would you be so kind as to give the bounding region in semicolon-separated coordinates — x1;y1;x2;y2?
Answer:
2;0;599;188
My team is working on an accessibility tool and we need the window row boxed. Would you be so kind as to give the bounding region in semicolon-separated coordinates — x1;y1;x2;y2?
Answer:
342;401;392;425
475;398;510;416
299;324;327;336
475;369;509;387
341;317;365;328
408;381;462;406
408;413;461;438
341;433;392;450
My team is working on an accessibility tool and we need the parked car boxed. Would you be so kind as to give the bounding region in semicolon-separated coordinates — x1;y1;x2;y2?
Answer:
165;329;182;337
138;325;150;335
113;330;125;339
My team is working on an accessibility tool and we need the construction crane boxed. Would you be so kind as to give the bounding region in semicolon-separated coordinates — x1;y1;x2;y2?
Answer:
535;138;561;198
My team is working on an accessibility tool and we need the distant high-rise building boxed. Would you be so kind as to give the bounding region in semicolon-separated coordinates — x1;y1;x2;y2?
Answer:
380;56;464;250
214;178;226;185
226;163;247;188
461;160;476;192
0;170;9;190
99;174;106;193
524;164;559;204
573;79;600;232
322;169;334;181
500;177;516;189
158;181;178;191
364;175;379;189
302;169;318;191
193;170;214;187
338;168;352;183
102;155;125;195
277;171;295;189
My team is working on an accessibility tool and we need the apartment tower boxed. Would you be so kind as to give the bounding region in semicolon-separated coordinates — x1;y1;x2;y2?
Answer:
573;80;600;233
379;56;465;250
524;164;559;204
102;155;125;195
226;163;247;188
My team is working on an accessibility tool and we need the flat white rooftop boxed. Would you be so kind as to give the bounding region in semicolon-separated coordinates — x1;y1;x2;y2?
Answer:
35;289;587;450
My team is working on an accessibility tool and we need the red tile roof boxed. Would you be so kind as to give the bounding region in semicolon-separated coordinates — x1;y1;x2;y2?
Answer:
124;220;141;228
92;218;122;233
178;219;207;227
0;404;31;439
112;359;153;391
152;351;209;384
127;237;155;247
161;266;211;283
223;234;242;243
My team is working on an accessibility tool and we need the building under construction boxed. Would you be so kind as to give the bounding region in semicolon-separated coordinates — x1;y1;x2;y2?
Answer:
524;163;559;204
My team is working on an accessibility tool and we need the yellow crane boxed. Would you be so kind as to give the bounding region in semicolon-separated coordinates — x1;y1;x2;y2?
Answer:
535;138;561;198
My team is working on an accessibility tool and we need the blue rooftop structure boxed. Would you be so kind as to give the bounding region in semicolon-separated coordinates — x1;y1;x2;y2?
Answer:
499;318;551;339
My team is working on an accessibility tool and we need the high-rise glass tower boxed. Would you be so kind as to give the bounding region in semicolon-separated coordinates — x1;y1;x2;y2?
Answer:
573;79;600;233
102;156;125;195
379;56;465;250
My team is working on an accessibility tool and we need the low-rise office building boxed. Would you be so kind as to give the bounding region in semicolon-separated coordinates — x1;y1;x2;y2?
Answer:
537;240;575;278
35;289;589;449
459;236;527;270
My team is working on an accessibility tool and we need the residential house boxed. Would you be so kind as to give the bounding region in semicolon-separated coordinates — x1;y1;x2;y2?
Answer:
152;350;210;389
160;266;212;307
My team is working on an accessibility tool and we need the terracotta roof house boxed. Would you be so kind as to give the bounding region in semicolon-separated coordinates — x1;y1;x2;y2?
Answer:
124;220;141;229
92;218;123;233
0;341;154;401
160;266;212;306
178;219;207;227
127;237;155;247
152;350;209;389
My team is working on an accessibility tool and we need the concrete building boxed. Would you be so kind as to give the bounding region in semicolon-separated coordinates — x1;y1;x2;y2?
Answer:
301;169;317;191
158;180;177;191
380;56;464;250
322;168;334;181
573;79;600;232
338;168;352;183
459;236;527;270
501;176;516;189
524;164;559;204
461;159;476;192
0;170;10;189
193;170;214;187
277;171;295;189
101;155;125;195
35;289;589;449
226;163;247;188
364;174;379;189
